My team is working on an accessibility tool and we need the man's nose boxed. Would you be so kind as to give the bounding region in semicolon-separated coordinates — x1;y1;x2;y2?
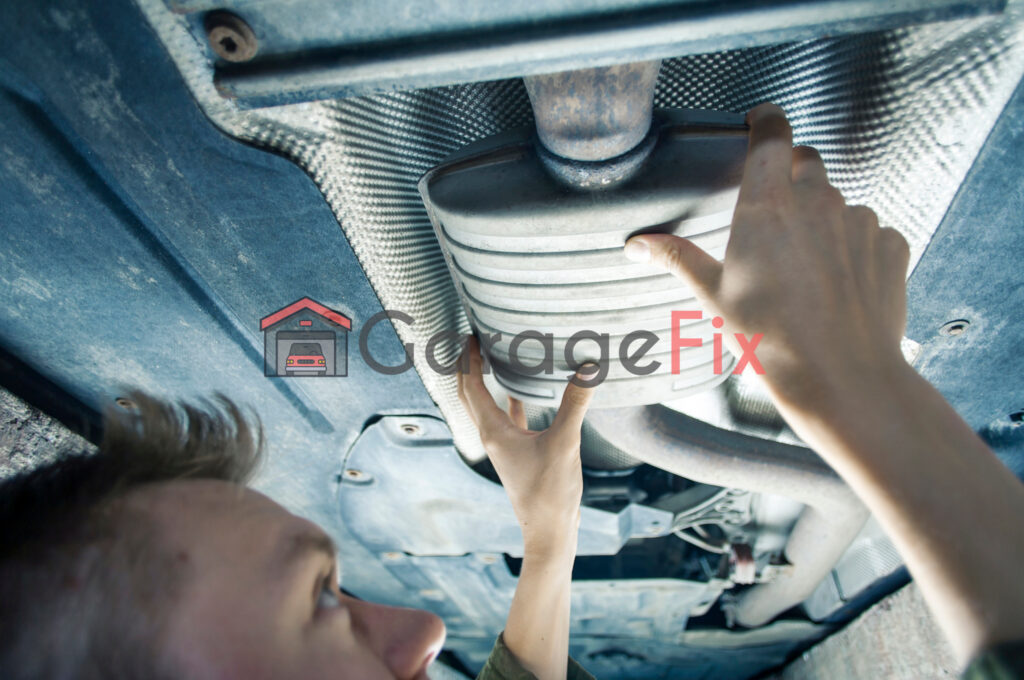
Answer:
350;600;446;679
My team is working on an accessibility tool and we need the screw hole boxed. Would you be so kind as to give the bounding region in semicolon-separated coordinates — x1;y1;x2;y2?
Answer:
1010;410;1024;424
343;469;368;482
115;397;136;411
400;423;422;436
939;319;970;336
219;36;238;53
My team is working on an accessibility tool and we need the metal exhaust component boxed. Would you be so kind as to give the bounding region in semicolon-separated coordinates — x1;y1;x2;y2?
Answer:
520;61;663;191
524;61;661;161
586;405;869;627
419;109;747;408
422;61;866;622
420;75;749;408
524;61;662;190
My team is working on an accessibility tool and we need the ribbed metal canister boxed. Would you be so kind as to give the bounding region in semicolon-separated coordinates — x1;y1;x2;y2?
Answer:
420;109;748;408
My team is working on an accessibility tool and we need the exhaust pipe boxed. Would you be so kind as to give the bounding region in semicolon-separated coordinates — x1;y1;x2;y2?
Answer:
587;405;868;626
523;61;662;190
524;60;662;161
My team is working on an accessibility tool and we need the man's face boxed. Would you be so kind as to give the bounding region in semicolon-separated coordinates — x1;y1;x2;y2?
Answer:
125;479;445;679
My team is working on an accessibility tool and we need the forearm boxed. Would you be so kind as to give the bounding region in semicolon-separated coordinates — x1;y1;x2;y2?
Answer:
776;360;1024;663
502;526;578;680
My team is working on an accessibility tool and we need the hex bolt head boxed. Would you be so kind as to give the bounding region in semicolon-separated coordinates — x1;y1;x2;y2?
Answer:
204;11;258;63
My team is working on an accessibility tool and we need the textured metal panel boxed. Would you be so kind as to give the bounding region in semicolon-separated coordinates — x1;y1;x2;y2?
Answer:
160;0;1004;106
904;73;1024;476
137;0;1024;464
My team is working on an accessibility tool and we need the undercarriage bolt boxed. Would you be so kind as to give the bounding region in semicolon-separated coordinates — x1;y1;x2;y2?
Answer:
939;318;970;336
114;396;137;411
343;468;372;483
204;11;258;63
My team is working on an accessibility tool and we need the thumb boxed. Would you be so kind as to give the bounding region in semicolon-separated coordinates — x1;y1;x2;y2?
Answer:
625;234;723;301
549;364;599;442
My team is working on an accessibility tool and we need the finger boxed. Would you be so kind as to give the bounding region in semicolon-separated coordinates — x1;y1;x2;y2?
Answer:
845;205;880;230
460;336;512;434
843;205;878;287
624;233;722;302
456;343;472;421
844;205;879;254
549;364;598;444
879;227;911;282
456;350;465;401
739;103;794;204
792;145;828;185
878;227;911;338
507;396;528;429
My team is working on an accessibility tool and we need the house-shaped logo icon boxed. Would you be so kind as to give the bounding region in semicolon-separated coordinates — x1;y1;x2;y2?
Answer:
260;297;351;377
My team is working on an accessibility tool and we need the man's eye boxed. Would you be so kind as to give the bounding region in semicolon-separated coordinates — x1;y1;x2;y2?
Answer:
317;577;342;610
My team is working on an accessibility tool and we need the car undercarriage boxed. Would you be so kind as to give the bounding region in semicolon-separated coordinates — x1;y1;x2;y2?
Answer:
2;1;1023;677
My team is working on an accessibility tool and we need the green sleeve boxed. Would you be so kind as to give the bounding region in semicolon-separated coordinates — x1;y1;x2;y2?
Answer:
475;633;595;680
962;642;1024;680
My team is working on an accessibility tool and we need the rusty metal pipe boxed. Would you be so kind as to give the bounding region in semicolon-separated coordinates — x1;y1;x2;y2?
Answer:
586;405;868;627
524;61;661;162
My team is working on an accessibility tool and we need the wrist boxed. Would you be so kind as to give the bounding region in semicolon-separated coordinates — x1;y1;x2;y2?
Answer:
772;353;921;462
521;517;580;565
770;348;913;421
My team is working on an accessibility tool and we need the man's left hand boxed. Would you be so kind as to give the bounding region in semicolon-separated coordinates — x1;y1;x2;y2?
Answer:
457;336;598;560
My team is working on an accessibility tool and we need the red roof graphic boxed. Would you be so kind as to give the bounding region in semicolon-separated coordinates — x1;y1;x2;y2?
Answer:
260;297;351;331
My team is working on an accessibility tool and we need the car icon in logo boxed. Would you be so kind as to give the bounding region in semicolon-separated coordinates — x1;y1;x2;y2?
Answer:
285;342;327;376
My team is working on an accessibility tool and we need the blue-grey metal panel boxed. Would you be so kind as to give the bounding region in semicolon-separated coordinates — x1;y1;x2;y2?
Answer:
0;0;438;614
906;76;1024;477
339;416;674;557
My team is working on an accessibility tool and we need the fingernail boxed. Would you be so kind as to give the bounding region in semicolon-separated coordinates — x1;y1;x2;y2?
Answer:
747;102;783;124
578;362;599;375
624;238;650;263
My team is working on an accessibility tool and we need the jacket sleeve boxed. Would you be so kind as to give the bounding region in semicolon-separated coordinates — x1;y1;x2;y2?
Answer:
962;642;1024;680
475;633;595;680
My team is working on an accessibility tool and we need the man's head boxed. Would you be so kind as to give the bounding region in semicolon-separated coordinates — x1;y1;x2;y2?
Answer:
0;393;444;679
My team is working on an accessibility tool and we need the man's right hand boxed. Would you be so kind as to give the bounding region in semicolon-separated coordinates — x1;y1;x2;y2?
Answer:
624;102;1024;665
624;102;912;417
